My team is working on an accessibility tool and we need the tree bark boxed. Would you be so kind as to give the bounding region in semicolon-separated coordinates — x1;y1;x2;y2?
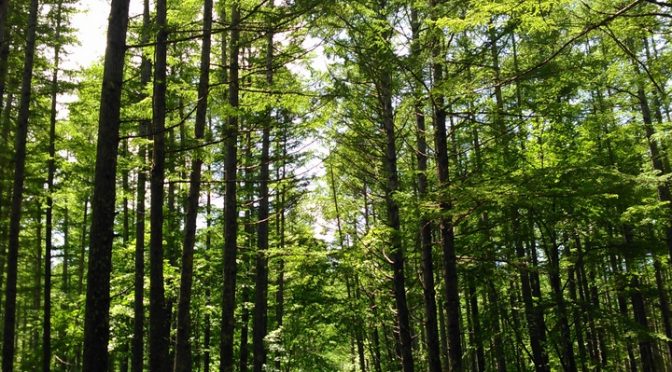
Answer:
1;0;37;369
82;0;131;369
379;54;415;372
149;0;170;369
173;0;212;369
429;0;462;369
252;6;273;370
43;3;63;370
219;3;241;371
131;2;151;371
410;8;442;372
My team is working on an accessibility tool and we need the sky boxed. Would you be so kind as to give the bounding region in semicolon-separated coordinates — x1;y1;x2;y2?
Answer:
66;0;144;71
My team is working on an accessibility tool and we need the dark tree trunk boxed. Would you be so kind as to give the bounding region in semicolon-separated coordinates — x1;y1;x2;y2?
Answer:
82;0;131;369
468;280;485;371
379;55;414;372
546;233;577;372
203;180;213;372
0;0;10;111
78;196;88;294
653;258;672;361
149;0;170;370
609;252;638;372
410;8;442;372
132;3;151;371
173;0;212;370
219;3;241;371
252;8;273;370
1;0;37;369
274;126;287;372
43;3;63;370
516;217;550;371
429;1;462;368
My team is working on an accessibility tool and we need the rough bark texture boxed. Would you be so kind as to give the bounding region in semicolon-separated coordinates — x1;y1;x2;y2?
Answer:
82;0;131;369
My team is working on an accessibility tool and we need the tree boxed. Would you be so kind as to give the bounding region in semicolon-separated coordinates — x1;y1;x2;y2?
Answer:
174;0;212;369
2;0;38;369
82;0;131;369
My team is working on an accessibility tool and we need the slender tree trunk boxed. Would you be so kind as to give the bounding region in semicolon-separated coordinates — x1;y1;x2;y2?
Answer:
0;0;11;111
131;2;151;371
2;0;38;369
173;0;212;370
274;126;287;372
429;1;462;369
43;3;63;370
468;279;485;371
78;196;88;294
82;0;131;369
149;0;170;372
252;7;274;370
545;231;577;371
609;252;638;372
379;54;414;372
203;183;213;372
149;0;170;369
219;3;241;370
410;8;442;372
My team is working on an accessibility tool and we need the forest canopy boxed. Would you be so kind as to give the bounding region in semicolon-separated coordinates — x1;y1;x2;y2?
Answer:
0;0;672;371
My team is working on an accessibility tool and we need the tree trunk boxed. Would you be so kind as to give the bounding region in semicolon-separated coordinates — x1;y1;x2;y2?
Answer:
2;0;38;369
132;2;151;371
43;3;63;370
146;0;170;369
410;8;442;372
252;7;273;370
546;231;577;371
82;0;131;369
149;0;170;369
173;0;212;370
379;54;414;372
219;3;241;370
429;1;462;368
203;181;213;372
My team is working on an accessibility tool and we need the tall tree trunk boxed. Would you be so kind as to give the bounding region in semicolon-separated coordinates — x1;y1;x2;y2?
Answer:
219;3;241;371
252;7;273;370
43;3;63;370
2;0;38;369
203;181;213;372
410;8;442;372
173;0;212;369
429;1;462;369
274;124;287;372
132;2;151;371
379;52;414;372
82;0;131;369
149;0;170;369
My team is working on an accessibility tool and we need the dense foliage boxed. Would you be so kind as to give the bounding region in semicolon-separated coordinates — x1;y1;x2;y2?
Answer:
0;0;672;371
